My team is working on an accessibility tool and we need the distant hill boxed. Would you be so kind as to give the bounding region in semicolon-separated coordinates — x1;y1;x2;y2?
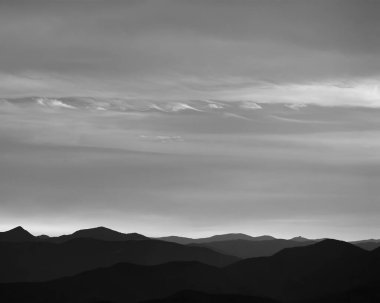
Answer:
0;226;149;243
289;236;313;242
46;226;149;243
190;239;315;258
0;238;238;282
157;233;276;244
0;226;36;242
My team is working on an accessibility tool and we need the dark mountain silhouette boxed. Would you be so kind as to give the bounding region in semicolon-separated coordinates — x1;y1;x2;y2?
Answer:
0;225;376;250
0;226;36;242
158;233;276;244
0;238;237;282
0;226;149;243
141;290;278;303
190;239;315;258
44;226;149;242
1;239;380;302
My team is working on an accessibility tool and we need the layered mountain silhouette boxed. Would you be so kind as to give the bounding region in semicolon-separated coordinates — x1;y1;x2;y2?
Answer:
190;239;315;258
158;233;276;245
0;238;379;302
0;261;235;303
1;226;380;302
1;226;377;252
0;238;237;282
0;226;149;243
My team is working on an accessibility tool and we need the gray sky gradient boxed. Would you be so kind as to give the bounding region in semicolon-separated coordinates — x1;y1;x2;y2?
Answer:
0;0;379;240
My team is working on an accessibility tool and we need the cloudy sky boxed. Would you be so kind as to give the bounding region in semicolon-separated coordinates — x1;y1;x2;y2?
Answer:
0;0;379;240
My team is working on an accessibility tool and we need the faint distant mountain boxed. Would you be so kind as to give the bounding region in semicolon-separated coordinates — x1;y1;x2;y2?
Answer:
289;236;328;242
191;239;315;258
47;226;149;243
0;238;238;282
352;239;380;251
290;236;312;242
0;226;35;242
142;290;278;303
1;239;380;303
352;238;380;243
158;233;276;244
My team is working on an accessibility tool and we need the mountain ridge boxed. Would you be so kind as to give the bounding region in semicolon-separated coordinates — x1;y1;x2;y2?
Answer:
157;233;277;244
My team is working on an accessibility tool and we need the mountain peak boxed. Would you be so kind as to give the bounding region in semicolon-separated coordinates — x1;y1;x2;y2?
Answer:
73;226;114;234
6;226;32;235
10;226;27;232
290;236;311;242
0;226;35;242
54;226;149;242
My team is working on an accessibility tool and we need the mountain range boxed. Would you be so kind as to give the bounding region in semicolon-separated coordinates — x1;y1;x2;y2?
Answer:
1;226;379;257
0;237;237;282
38;226;149;243
157;233;276;244
0;238;379;302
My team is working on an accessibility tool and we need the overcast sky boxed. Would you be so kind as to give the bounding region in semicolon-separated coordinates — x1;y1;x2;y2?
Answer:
0;0;379;240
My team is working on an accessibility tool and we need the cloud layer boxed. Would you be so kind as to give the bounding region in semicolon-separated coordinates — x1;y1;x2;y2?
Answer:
0;1;379;239
0;0;379;105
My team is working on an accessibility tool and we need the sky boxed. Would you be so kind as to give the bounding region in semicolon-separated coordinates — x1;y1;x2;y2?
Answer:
0;0;379;240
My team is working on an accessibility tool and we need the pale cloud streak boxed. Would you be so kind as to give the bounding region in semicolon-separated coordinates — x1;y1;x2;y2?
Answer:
0;99;380;240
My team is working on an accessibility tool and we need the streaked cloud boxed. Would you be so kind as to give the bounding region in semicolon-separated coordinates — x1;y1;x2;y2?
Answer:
0;99;379;240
